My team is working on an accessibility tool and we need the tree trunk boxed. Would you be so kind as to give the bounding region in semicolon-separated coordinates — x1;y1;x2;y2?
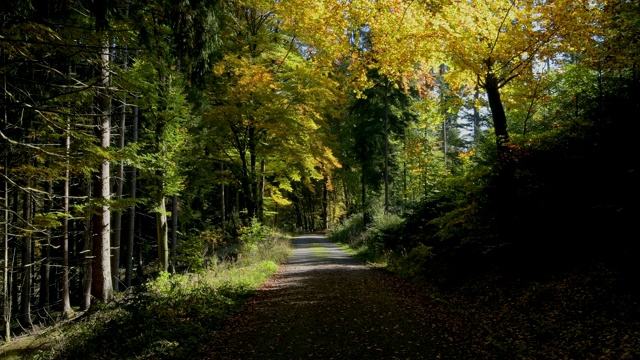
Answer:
403;131;407;211
249;128;258;221
20;190;32;326
61;127;71;317
126;92;138;288
221;162;225;226
156;192;169;272
91;38;113;303
473;84;481;142
361;165;367;226
322;179;328;230
112;89;126;292
81;179;92;311
384;81;390;214
484;72;509;151
39;182;52;310
258;159;265;222
3;156;10;341
171;194;178;272
10;191;18;318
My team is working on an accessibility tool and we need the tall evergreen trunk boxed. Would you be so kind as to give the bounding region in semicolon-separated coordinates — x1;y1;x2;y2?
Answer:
81;180;92;311
61;126;71;317
154;85;169;272
3;156;10;341
91;38;113;303
20;190;32;326
126;93;138;288
384;81;390;214
361;165;367;226
171;195;178;272
112;89;126;292
403;130;407;211
156;189;169;272
221;162;225;225
39;183;52;310
3;70;11;341
10;192;18;318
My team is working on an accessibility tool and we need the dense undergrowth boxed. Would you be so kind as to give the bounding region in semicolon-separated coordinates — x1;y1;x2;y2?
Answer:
329;74;640;358
1;224;291;360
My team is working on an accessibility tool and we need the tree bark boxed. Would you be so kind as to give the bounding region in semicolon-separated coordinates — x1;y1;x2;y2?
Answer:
91;38;113;303
473;85;481;142
112;89;126;292
82;179;92;311
156;192;169;272
61;126;71;317
322;179;328;230
39;182;52;310
3;156;10;341
484;72;509;151
221;162;225;225
20;190;32;327
171;194;178;272
126;93;138;288
384;81;390;214
361;164;367;226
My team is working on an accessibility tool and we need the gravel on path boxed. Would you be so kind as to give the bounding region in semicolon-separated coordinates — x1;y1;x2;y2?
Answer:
204;235;457;360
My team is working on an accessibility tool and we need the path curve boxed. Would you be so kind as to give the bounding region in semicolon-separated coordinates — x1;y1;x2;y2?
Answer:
204;235;457;359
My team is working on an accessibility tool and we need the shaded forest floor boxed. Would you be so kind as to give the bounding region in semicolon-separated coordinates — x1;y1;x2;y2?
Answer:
2;234;639;359
206;234;640;359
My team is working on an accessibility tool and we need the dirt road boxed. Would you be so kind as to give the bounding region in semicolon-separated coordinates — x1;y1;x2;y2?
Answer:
204;234;472;359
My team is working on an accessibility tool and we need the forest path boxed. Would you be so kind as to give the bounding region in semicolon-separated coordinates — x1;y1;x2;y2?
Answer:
203;234;459;360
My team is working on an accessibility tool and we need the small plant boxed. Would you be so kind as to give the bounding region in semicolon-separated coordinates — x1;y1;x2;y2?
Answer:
238;217;270;254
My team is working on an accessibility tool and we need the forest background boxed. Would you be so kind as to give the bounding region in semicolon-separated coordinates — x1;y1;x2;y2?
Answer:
1;0;639;358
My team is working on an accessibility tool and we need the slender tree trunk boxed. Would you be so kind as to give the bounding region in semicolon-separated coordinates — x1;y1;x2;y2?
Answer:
473;84;481;142
442;117;448;167
135;218;144;279
322;179;328;230
221;162;225;226
239;146;256;221
384;81;390;214
156;189;169;272
10;192;18;318
249;129;258;220
361;165;367;226
3;68;11;341
39;182;52;310
3;156;10;341
258;159;265;222
126;93;138;288
342;180;349;213
171;195;178;272
112;88;126;292
20;190;32;326
61;126;71;317
403;130;407;210
91;38;113;303
81;180;92;311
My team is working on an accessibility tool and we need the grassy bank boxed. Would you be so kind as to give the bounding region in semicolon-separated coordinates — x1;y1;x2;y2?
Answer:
0;231;291;360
